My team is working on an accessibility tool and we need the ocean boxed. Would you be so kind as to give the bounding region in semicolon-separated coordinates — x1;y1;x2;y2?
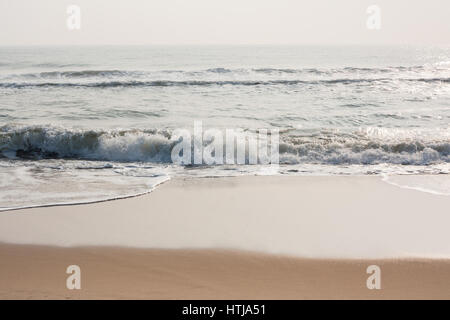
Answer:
1;45;450;210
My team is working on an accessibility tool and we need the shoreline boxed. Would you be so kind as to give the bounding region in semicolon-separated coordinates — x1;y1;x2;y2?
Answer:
1;175;450;258
1;172;448;213
0;176;171;213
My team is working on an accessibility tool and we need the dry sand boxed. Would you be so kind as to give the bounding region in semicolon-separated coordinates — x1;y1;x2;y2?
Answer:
0;244;449;299
0;175;449;299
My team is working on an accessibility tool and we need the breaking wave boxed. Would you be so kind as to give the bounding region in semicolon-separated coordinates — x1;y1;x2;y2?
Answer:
1;77;449;89
1;125;449;165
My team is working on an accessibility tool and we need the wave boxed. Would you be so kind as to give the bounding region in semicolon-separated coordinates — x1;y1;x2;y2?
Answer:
252;65;428;74
1;125;449;165
2;64;445;80
19;70;138;79
0;125;174;162
31;63;91;68
1;77;449;89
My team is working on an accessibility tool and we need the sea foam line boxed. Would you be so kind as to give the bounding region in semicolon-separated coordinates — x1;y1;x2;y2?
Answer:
0;176;170;213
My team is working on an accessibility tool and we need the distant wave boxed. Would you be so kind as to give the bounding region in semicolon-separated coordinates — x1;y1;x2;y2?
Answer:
1;77;449;89
1;125;449;165
252;65;428;74
31;63;91;68
19;70;138;79
1;64;444;80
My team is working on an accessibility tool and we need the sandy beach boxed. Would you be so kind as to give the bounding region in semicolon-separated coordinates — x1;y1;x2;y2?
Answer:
1;175;450;299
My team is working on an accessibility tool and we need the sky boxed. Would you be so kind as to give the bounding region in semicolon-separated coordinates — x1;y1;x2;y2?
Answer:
0;0;449;46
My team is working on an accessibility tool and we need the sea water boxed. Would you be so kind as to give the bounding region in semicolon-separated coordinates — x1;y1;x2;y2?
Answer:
1;45;449;209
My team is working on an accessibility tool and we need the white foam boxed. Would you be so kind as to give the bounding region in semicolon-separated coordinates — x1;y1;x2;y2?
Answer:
0;160;170;211
381;174;450;196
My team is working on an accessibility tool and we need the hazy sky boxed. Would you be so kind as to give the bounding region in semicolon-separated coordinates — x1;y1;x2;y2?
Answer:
0;0;449;45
